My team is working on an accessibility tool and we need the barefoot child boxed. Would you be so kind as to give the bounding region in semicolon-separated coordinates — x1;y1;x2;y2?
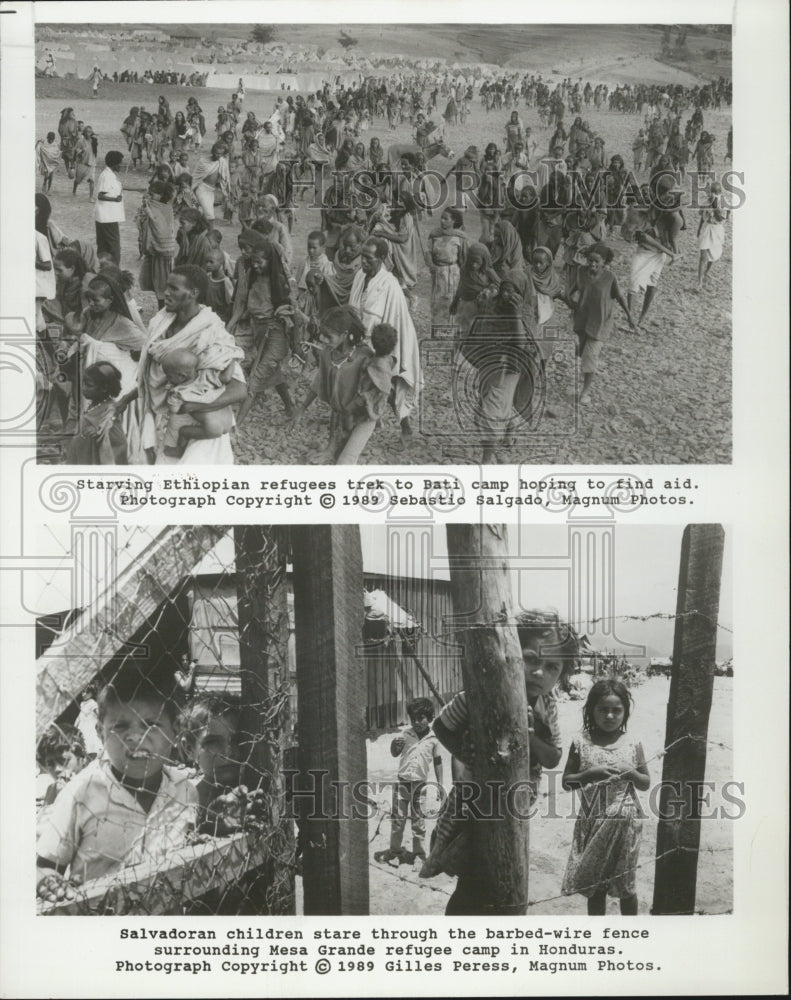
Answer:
569;243;634;405
293;306;374;463
375;698;443;870
159;346;240;457
697;181;727;290
36;132;60;193
229;232;298;424
36;668;197;903
237;182;256;228
202;248;235;324
561;679;649;915
626;222;678;332
137;180;178;311
296;230;334;334
65;362;128;464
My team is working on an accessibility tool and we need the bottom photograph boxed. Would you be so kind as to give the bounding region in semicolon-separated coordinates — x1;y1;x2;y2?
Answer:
34;521;733;917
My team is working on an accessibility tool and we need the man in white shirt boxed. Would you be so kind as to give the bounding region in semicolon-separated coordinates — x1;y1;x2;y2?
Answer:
94;150;125;264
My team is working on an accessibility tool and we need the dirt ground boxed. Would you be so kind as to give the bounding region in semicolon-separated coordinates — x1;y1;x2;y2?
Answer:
36;62;732;466
364;675;733;916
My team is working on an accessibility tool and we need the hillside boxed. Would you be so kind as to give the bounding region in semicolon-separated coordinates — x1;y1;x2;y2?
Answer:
38;23;731;85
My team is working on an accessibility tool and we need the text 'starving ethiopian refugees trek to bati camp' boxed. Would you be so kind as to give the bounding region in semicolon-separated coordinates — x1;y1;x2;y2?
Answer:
34;23;734;468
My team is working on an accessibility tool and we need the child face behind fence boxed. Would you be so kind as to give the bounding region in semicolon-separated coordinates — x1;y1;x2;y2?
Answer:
520;632;567;699
191;713;245;787
99;695;176;781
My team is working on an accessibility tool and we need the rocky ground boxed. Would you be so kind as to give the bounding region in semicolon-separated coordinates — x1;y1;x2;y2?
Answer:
37;49;732;467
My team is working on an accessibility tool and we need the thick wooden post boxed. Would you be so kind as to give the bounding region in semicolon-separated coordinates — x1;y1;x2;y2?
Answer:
291;525;368;915
445;523;531;915
233;526;294;915
653;524;725;915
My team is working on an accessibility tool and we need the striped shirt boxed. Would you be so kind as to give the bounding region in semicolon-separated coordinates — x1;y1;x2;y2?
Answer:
438;688;561;783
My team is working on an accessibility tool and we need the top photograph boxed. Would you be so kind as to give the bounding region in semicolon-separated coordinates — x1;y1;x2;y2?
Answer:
33;22;733;467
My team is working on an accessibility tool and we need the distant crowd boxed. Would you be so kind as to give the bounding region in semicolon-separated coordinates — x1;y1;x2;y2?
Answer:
35;69;732;466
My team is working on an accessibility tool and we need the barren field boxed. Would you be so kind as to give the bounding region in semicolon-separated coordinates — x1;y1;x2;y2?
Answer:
36;27;732;466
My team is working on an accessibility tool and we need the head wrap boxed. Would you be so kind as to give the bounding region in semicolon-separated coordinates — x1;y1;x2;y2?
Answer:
490;220;523;274
458;242;497;299
88;272;133;322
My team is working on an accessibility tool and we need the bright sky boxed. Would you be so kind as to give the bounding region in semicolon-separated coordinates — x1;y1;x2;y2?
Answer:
360;523;733;624
25;524;732;659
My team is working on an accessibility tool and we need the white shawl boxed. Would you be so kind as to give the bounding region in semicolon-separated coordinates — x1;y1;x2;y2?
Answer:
349;267;422;419
136;305;243;455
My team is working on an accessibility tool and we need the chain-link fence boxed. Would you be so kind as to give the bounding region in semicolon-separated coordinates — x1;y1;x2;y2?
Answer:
36;525;296;916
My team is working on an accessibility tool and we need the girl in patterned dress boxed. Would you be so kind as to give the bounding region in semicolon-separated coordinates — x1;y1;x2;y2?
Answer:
561;680;650;915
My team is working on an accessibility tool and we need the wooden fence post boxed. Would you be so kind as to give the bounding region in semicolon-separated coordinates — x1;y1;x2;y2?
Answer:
652;523;725;915
445;523;531;915
233;526;294;915
291;525;368;915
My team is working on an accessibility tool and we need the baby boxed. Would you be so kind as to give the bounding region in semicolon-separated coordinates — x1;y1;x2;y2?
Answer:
353;322;398;421
297;230;334;335
160;340;243;457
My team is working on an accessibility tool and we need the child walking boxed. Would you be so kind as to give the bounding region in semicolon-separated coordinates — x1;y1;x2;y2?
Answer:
376;698;443;870
36;132;60;193
137;179;178;310
561;679;650;915
293;308;393;465
569;243;634;406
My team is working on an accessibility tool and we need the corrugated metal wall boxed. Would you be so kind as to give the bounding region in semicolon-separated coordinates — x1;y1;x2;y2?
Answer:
363;574;462;732
188;572;462;733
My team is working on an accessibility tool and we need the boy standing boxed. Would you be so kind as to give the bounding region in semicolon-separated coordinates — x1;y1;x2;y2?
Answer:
94;150;125;265
377;698;443;869
36;669;196;902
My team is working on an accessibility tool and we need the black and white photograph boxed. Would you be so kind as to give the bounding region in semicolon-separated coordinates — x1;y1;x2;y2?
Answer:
34;522;733;918
1;1;788;997
33;22;734;466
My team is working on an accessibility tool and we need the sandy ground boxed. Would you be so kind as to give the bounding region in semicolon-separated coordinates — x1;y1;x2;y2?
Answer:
365;676;733;916
36;68;732;466
35;678;732;917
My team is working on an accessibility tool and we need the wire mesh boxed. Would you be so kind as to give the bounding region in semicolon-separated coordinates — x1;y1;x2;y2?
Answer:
35;525;733;916
36;525;296;916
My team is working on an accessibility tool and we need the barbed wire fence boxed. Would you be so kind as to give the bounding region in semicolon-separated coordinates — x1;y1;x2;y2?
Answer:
36;525;297;916
366;729;734;913
35;524;731;916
